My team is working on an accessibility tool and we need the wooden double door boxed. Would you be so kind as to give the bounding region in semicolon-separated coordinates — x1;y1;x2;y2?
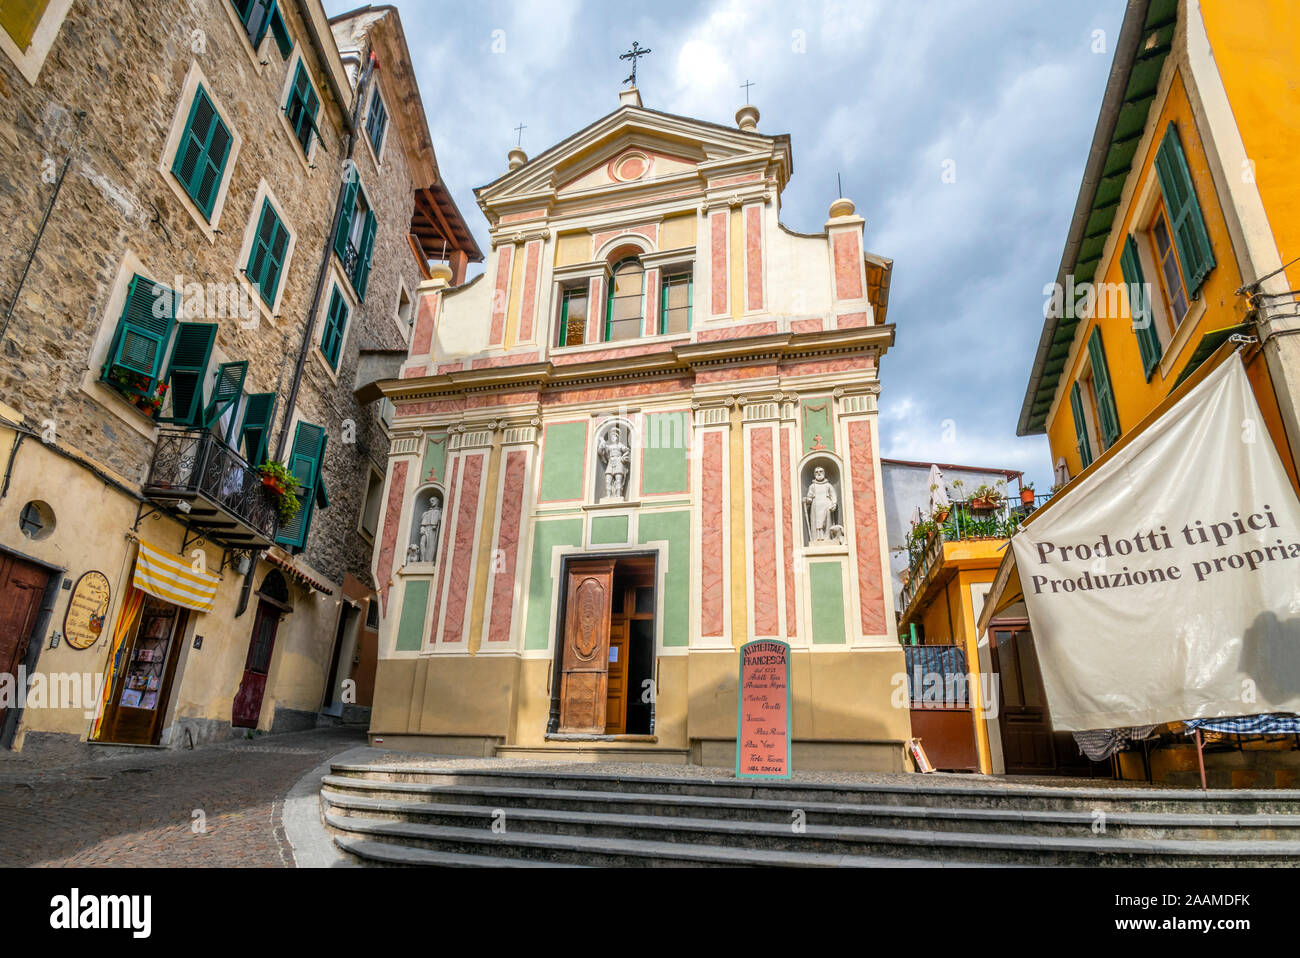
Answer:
557;556;655;735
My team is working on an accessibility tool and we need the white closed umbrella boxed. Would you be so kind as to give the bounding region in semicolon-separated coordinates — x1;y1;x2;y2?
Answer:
927;464;949;513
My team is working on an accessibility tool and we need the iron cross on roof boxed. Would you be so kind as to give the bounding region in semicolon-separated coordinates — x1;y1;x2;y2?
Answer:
620;41;651;86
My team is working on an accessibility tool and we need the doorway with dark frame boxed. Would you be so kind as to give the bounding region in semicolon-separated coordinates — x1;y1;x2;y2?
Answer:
0;550;59;748
232;569;292;729
549;553;657;737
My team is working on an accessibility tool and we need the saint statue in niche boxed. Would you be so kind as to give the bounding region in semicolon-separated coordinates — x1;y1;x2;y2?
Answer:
803;466;839;543
418;498;443;563
597;425;631;501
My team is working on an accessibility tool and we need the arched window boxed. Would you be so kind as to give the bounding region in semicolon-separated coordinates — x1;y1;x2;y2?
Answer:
605;258;644;342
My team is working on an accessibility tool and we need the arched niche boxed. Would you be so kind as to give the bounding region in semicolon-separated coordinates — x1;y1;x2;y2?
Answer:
799;453;845;547
406;484;445;565
257;568;293;612
592;417;636;504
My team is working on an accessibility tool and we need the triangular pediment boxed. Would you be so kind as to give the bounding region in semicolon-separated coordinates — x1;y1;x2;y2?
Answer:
476;104;791;210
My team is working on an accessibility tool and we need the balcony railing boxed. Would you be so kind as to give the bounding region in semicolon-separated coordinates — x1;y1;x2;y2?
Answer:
142;428;278;548
341;238;360;286
899;493;1054;613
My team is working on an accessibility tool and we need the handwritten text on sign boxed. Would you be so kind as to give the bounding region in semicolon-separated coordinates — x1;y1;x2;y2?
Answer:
736;639;791;778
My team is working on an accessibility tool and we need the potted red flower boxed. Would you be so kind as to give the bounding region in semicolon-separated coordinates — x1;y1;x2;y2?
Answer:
1020;482;1036;506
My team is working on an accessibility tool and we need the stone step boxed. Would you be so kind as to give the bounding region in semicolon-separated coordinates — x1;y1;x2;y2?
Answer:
334;836;586;868
319;775;1300;841
320;791;1300;866
323;811;987;868
327;763;1300;815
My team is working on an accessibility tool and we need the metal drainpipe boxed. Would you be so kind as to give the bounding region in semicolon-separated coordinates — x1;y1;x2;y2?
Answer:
274;49;374;461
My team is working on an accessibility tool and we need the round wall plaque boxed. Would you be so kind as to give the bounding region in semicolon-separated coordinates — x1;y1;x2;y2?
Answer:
63;571;111;650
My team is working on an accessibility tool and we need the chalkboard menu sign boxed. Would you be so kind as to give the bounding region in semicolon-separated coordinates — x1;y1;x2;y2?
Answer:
736;638;792;778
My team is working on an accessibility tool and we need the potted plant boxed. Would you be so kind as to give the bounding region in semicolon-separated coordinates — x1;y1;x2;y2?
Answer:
928;482;950;523
257;461;301;525
969;481;1004;512
1020;482;1036;506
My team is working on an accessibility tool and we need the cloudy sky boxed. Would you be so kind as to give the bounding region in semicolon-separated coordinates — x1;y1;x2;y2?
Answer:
325;0;1128;490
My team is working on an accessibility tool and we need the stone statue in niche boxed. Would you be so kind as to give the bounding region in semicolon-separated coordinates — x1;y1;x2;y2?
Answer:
597;424;631;502
406;544;419;565
803;466;840;544
418;498;443;563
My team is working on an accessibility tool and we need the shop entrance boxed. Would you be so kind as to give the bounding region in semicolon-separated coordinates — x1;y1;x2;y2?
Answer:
550;553;656;736
99;595;189;745
0;552;52;743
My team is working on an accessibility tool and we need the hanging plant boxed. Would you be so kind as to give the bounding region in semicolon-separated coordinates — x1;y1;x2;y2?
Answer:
257;461;301;525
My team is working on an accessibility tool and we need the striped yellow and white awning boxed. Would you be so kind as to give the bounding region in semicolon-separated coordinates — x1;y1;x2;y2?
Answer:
132;539;220;613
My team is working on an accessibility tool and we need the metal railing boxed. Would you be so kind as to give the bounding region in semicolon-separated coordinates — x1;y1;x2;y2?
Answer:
899;493;1053;612
144;428;278;542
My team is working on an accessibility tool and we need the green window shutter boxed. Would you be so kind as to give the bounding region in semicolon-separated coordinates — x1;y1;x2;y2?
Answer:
268;2;293;58
158;322;217;425
353;209;377;300
171;86;231;220
235;0;274;47
366;89;388;155
237;392;276;466
103;275;177;389
1153;123;1215;297
247;200;289;307
1070;381;1093;469
203;361;248;441
1087;326;1121;449
1120;234;1161;381
319;288;348;369
285;61;319;154
275;421;328;548
333;173;358;261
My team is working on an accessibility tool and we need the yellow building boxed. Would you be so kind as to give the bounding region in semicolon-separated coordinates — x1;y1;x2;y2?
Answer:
983;0;1300;785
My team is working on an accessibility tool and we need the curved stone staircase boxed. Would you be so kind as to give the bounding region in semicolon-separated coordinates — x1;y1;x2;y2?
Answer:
319;763;1300;867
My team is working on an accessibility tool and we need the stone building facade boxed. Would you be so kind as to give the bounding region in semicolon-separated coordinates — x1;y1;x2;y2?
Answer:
367;88;910;771
0;0;478;750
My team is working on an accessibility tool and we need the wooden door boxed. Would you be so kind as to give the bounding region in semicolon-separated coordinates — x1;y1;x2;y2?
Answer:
558;560;614;733
0;554;50;733
990;623;1056;774
232;601;280;728
605;620;629;735
101;597;187;746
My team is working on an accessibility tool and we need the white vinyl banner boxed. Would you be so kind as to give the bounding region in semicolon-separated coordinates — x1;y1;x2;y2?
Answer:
1011;356;1300;731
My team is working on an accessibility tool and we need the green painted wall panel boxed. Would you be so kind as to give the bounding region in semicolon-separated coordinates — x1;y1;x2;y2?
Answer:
539;421;588;502
641;411;689;494
638;510;690;648
801;399;836;454
523;517;585;650
394;579;430;652
590;514;629;545
420;433;448;484
809;562;846;645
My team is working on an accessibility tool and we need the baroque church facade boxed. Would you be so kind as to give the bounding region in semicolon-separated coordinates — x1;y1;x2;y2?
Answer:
365;87;910;769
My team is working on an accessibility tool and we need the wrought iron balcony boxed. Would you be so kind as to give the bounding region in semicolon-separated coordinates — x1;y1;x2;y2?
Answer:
142;428;279;549
899;493;1054;614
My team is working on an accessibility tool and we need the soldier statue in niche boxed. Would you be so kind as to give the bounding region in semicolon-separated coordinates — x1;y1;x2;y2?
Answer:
598;424;631;502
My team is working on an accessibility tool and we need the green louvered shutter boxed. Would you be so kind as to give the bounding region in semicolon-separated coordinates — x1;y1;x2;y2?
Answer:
286;61;319;153
203;361;248;441
235;0;274;47
268;2;293;57
275;421;327;548
171;86;231;220
1087;327;1121;449
353;209;377;300
158;322;217;425
247;200;289;307
1070;381;1093;469
237;393;276;466
333;173;359;261
1153;123;1215;297
319;288;348;369
103;275;177;389
1120;235;1161;381
366;88;388;155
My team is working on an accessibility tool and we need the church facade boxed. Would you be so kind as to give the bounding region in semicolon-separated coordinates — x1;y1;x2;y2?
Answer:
366;88;910;770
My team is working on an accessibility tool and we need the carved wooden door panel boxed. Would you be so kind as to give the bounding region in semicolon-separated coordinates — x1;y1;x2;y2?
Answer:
558;560;614;733
605;619;629;735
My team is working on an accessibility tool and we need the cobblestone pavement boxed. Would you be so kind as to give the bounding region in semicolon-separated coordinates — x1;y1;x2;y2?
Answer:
0;727;366;867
